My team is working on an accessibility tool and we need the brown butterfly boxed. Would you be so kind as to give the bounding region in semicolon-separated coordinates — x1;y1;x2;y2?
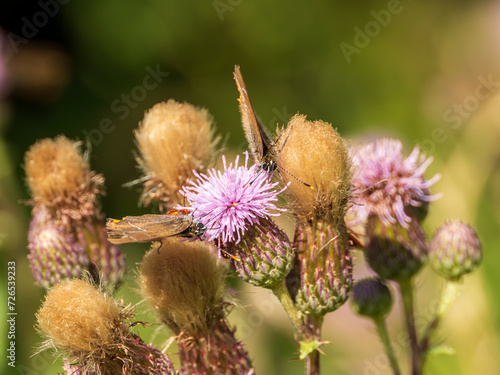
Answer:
106;209;205;244
233;65;312;188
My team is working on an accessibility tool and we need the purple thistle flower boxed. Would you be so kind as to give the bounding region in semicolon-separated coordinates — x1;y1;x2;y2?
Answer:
351;138;441;228
181;152;286;246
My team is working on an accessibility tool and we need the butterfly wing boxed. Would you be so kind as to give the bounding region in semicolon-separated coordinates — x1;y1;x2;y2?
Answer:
234;65;275;163
106;214;192;244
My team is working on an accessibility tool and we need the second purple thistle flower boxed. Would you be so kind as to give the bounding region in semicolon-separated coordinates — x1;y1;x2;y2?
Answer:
181;152;286;247
351;138;441;228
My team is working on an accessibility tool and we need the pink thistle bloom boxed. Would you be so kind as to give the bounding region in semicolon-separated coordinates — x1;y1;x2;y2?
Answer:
351;138;441;228
181;152;286;246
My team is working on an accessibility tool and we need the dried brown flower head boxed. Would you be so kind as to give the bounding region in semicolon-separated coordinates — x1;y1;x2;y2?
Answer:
277;114;352;221
139;239;225;335
36;278;118;352
135;100;219;211
24;136;104;222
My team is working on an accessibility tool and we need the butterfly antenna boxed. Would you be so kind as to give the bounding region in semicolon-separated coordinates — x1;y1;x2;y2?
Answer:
277;165;314;189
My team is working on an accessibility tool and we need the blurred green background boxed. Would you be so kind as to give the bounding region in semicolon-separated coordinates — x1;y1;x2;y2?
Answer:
1;0;499;374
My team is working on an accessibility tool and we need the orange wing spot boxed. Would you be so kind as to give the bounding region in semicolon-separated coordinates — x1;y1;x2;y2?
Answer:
166;209;190;217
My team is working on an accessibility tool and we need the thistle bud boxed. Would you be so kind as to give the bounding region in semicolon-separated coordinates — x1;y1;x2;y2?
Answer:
24;136;125;289
226;217;294;288
135;100;219;211
350;277;393;319
429;220;482;280
24;136;102;223
276;114;352;221
365;214;427;281
28;207;89;289
139;239;254;374
291;219;353;316
276;115;354;315
36;279;175;374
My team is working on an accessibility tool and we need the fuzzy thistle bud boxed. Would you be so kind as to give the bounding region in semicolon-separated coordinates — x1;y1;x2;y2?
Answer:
24;136;125;289
350;277;393;319
24;136;103;223
429;220;482;280
365;214;427;281
139;240;254;374
276;114;352;221
275;115;354;315
135;100;219;211
36;279;175;374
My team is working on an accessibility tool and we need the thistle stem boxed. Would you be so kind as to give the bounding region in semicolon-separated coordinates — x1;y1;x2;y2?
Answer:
420;280;462;358
374;317;401;375
398;279;422;375
271;279;303;334
302;315;323;375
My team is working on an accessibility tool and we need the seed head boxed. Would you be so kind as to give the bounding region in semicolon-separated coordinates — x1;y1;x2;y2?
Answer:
36;279;175;374
135;100;219;211
24;136;103;222
276;114;352;221
139;240;254;374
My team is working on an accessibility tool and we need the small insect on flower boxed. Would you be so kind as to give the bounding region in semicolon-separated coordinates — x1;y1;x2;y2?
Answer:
234;65;312;189
106;209;206;244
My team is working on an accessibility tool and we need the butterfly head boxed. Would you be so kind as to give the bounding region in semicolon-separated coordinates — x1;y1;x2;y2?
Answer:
261;159;278;174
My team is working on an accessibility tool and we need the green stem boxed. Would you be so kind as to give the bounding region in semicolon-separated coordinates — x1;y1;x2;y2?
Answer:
302;315;323;375
271;279;303;335
420;280;462;359
398;279;422;375
374;317;402;375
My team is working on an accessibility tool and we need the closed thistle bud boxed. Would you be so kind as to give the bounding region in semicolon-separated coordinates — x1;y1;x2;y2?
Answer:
24;136;125;289
225;217;294;288
76;218;125;290
293;219;353;315
181;153;294;289
135;100;219;211
36;279;175;374
139;240;254;375
350;277;393;319
28;207;89;289
429;220;482;280
276;115;354;315
365;214;427;281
